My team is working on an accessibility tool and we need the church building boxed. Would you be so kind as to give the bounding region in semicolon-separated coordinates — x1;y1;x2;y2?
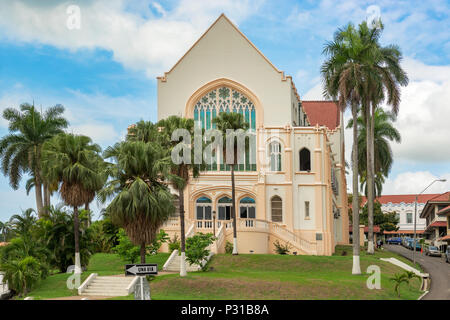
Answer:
158;14;349;256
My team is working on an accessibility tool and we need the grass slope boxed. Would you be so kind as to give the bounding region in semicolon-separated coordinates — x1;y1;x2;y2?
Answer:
112;246;423;300
23;253;169;300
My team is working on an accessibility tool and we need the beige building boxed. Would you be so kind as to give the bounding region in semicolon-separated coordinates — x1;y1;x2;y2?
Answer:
158;14;349;256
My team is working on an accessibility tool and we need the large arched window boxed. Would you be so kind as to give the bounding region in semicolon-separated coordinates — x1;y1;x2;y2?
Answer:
269;141;282;171
196;196;212;220
299;148;311;171
193;86;256;172
239;197;256;219
271;196;283;222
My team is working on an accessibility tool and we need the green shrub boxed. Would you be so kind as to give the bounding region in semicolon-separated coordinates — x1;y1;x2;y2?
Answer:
168;234;180;253
0;256;47;296
113;229;140;263
147;229;169;255
273;240;292;255
225;241;233;254
186;233;215;271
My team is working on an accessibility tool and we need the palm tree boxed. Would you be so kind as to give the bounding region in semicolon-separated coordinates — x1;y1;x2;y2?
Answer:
99;141;175;263
0;220;12;242
213;112;250;255
41;133;105;272
0;103;68;216
356;21;408;254
157;115;204;276
9;208;37;240
348;108;401;197
321;22;368;274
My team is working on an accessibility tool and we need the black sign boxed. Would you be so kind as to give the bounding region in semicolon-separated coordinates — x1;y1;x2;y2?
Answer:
125;263;158;276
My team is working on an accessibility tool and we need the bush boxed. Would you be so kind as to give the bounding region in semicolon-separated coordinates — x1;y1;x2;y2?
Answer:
225;241;233;254
186;233;215;271
273;240;292;255
168;234;180;253
0;256;47;296
113;229;140;263
89;218;120;253
147;229;169;255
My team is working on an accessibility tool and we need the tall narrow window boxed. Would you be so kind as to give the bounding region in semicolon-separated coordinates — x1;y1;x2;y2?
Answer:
171;195;180;217
269;142;281;171
271;196;282;222
305;201;310;219
407;212;413;224
299;148;311;171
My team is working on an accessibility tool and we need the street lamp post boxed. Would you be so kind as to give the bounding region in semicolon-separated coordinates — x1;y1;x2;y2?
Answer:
413;178;446;266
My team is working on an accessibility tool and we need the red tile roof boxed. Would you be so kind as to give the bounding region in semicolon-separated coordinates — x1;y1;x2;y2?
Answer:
437;205;450;215
425;221;447;232
383;230;425;234
428;191;450;202
302;101;340;130
361;194;442;205
439;235;450;241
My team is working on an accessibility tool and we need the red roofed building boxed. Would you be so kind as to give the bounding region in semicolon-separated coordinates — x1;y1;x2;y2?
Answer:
301;101;340;130
363;194;441;236
419;192;450;249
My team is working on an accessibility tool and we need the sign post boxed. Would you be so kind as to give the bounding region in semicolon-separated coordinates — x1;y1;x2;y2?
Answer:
125;263;158;300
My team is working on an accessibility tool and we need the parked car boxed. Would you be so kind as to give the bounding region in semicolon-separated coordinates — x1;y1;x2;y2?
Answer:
445;247;450;263
386;237;402;245
402;238;412;247
425;246;441;257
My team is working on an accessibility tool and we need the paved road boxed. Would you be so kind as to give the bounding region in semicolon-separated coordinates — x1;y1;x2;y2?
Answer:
385;244;450;300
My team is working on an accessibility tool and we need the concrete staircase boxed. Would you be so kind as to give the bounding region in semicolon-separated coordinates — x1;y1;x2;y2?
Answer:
79;275;137;297
163;251;201;272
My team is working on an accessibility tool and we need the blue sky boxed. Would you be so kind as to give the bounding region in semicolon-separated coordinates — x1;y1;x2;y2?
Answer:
0;0;449;221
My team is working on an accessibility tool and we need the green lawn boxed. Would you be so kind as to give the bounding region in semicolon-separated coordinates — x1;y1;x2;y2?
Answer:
21;253;169;300
111;246;423;300
24;246;423;300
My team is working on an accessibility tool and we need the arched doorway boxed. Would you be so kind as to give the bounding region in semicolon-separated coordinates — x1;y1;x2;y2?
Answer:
217;196;233;228
240;197;256;227
196;196;212;228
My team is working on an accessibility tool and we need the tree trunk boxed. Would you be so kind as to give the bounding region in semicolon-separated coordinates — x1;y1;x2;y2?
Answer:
366;103;374;254
179;187;187;276
34;174;44;217
73;206;81;273
43;183;50;214
85;202;91;227
231;163;238;255
352;105;361;275
140;243;146;264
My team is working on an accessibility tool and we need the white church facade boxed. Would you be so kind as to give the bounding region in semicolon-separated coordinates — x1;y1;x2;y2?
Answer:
158;14;349;256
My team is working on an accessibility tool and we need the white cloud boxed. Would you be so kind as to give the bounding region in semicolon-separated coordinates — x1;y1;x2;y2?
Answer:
0;0;262;77
383;171;450;195
71;123;119;145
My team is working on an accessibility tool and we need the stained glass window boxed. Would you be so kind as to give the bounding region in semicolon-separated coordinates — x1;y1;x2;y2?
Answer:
193;86;257;172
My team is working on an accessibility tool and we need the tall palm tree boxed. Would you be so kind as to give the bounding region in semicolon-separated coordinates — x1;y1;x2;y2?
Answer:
348;108;401;197
99;141;175;263
41;133;105;272
321;22;368;274
212;112;249;255
356;21;408;254
157;115;204;276
0;103;68;216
